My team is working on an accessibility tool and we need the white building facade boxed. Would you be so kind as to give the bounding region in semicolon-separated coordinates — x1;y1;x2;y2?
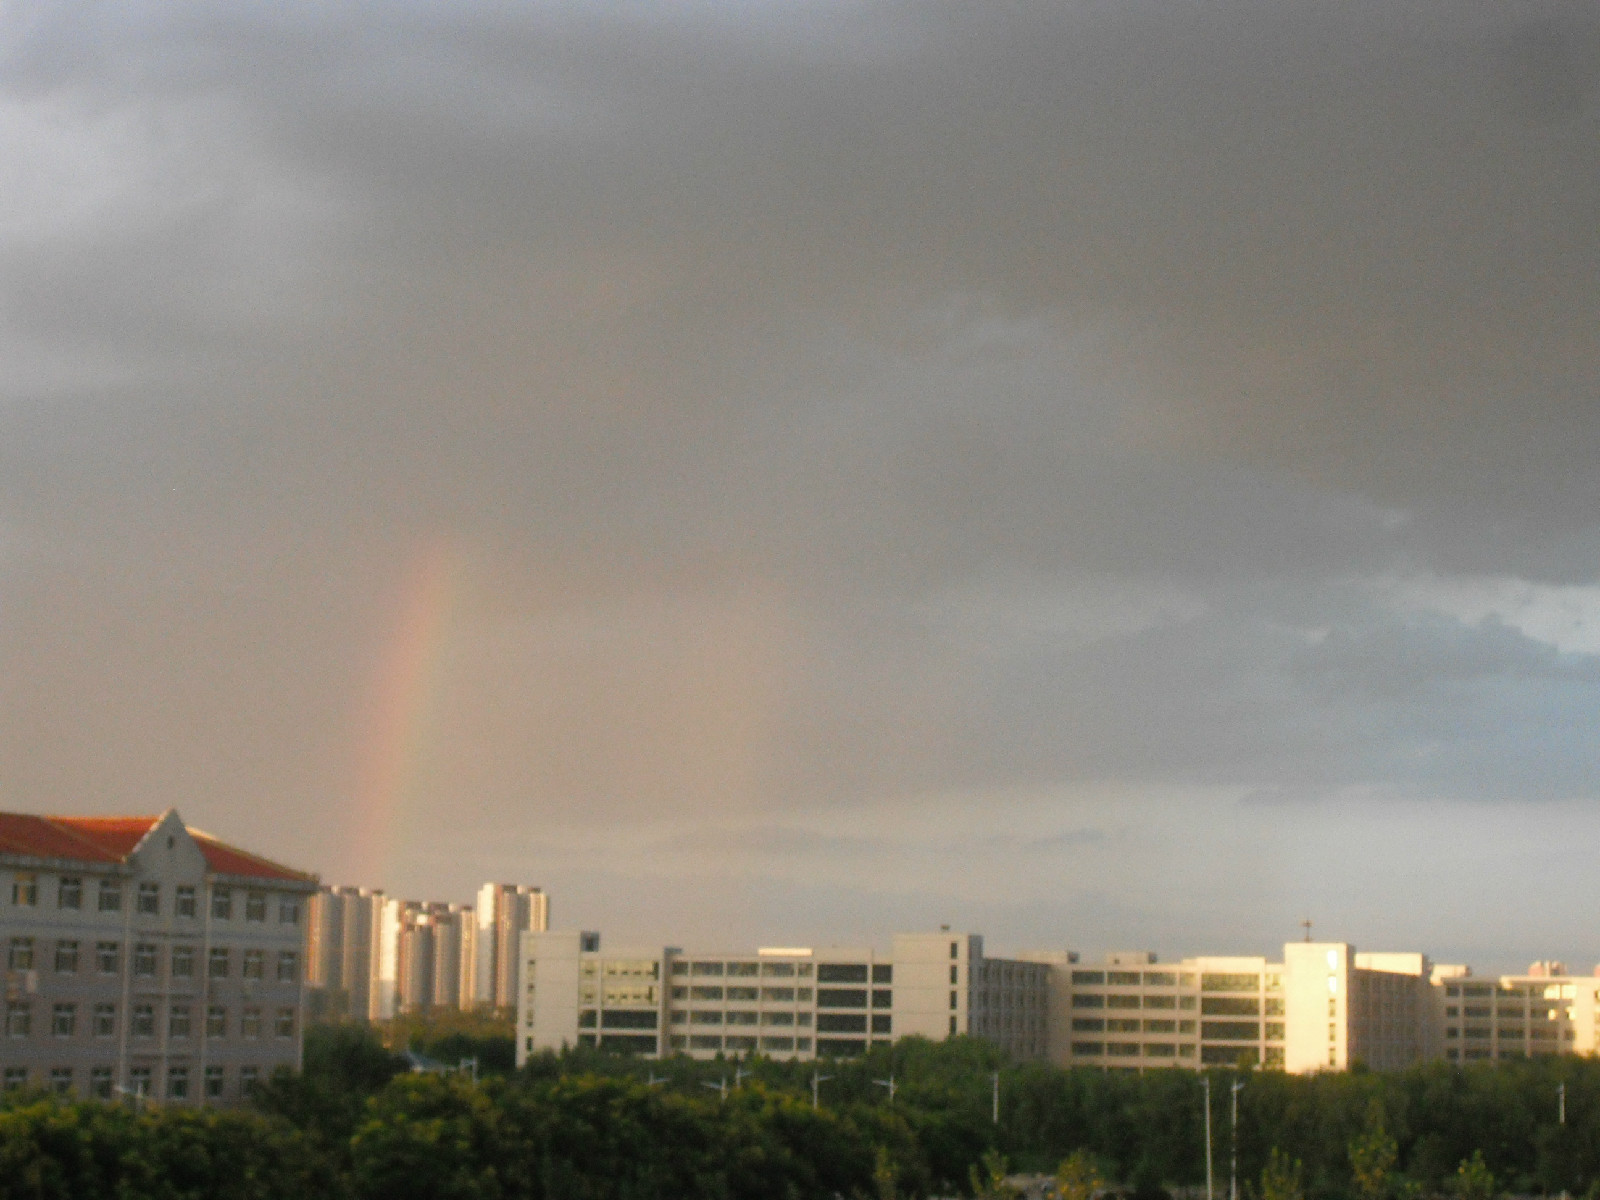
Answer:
2;810;317;1103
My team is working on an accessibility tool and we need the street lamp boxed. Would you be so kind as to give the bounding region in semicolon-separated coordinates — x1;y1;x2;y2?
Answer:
812;1070;833;1109
1230;1078;1245;1200
873;1072;897;1104
1202;1075;1214;1200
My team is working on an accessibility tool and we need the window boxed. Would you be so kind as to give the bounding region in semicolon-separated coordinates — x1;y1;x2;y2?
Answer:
873;964;893;983
691;986;723;1001
207;1006;227;1037
726;985;758;1002
727;962;758;977
761;961;795;977
3;1067;27;1089
1108;971;1142;985
274;1008;295;1038
171;945;195;978
167;1066;189;1100
242;950;265;980
6;1001;32;1037
57;877;82;910
1108;994;1141;1009
1073;994;1106;1009
209;948;230;979
240;1066;260;1093
169;1005;191;1038
91;1067;113;1099
52;1003;76;1037
133;943;158;977
8;937;34;970
690;961;723;976
762;987;794;1002
204;1066;225;1099
950;965;958;984
1202;997;1260;1016
11;872;37;906
97;942;120;974
818;963;869;983
1073;1018;1106;1032
1201;974;1260;992
762;1011;794;1026
54;940;78;973
1072;971;1106;985
1202;1021;1260;1040
136;882;160;915
241;1007;262;1039
275;951;298;983
175;886;197;918
98;880;122;913
950;942;959;959
211;887;232;920
132;1004;155;1037
129;1067;151;1096
94;1004;115;1037
279;898;300;924
817;989;868;1008
245;892;267;923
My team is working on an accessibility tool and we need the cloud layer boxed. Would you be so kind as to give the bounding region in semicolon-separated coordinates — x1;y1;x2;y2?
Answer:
2;0;1597;966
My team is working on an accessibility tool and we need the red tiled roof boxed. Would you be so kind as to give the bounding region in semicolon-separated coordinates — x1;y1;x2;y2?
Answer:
0;812;315;885
0;813;127;863
51;816;160;859
189;831;317;885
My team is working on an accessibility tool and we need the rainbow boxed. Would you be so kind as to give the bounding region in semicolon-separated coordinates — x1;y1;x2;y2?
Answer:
349;538;455;884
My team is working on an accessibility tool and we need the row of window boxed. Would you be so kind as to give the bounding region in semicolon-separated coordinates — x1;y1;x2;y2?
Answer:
8;875;299;924
667;1010;818;1027
1068;971;1280;992
4;999;296;1040
1;1063;267;1101
7;938;298;982
1444;1026;1571;1041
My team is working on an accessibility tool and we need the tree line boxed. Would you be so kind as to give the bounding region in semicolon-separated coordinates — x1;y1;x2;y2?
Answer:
2;1027;1599;1199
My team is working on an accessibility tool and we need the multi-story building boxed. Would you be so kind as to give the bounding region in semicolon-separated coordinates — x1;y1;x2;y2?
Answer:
516;929;1052;1066
1431;961;1600;1065
307;885;386;1020
475;883;548;1010
308;880;546;1019
1;809;317;1103
1063;944;1433;1074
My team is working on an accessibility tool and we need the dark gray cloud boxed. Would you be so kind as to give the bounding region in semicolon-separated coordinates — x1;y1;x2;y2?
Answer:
2;0;1598;958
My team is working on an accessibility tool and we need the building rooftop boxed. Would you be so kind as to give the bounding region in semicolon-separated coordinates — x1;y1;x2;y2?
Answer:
0;810;316;884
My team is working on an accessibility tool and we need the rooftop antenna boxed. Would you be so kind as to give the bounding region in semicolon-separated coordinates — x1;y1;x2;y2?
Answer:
1300;918;1313;943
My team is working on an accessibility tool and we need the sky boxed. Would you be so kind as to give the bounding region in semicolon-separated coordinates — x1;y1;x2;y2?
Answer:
2;0;1598;972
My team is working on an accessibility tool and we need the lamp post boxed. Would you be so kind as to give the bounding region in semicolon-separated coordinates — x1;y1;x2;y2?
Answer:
1559;1082;1566;1126
811;1070;833;1109
873;1072;896;1104
1202;1076;1214;1200
993;1070;1001;1125
1230;1078;1245;1200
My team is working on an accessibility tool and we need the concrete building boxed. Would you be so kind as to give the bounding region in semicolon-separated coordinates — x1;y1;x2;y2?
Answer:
516;929;1051;1065
475;883;549;1010
306;885;386;1020
1432;962;1600;1064
308;880;546;1019
1;810;317;1103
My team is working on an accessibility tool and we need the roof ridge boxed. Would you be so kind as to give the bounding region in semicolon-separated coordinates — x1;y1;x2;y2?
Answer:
40;815;145;862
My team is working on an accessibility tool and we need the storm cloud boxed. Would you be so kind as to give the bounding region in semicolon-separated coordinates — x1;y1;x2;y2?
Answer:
1;0;1597;967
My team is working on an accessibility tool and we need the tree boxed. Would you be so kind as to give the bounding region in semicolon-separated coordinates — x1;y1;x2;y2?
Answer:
1349;1099;1398;1200
1057;1148;1107;1200
971;1148;1021;1199
1453;1150;1496;1200
1260;1148;1305;1200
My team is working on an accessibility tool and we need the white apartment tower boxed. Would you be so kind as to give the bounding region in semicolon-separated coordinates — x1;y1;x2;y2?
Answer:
475;883;548;1010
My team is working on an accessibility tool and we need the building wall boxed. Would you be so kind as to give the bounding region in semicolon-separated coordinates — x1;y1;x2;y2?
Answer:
517;930;1054;1066
1;811;315;1104
475;884;549;1010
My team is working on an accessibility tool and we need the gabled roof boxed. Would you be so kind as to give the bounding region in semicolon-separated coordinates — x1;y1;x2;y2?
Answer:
0;811;316;885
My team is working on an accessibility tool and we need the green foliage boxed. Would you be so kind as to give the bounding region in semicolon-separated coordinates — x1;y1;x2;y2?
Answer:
1056;1148;1106;1200
1348;1099;1398;1200
970;1148;1020;1199
1261;1148;1305;1200
14;1042;1600;1199
1453;1150;1495;1200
